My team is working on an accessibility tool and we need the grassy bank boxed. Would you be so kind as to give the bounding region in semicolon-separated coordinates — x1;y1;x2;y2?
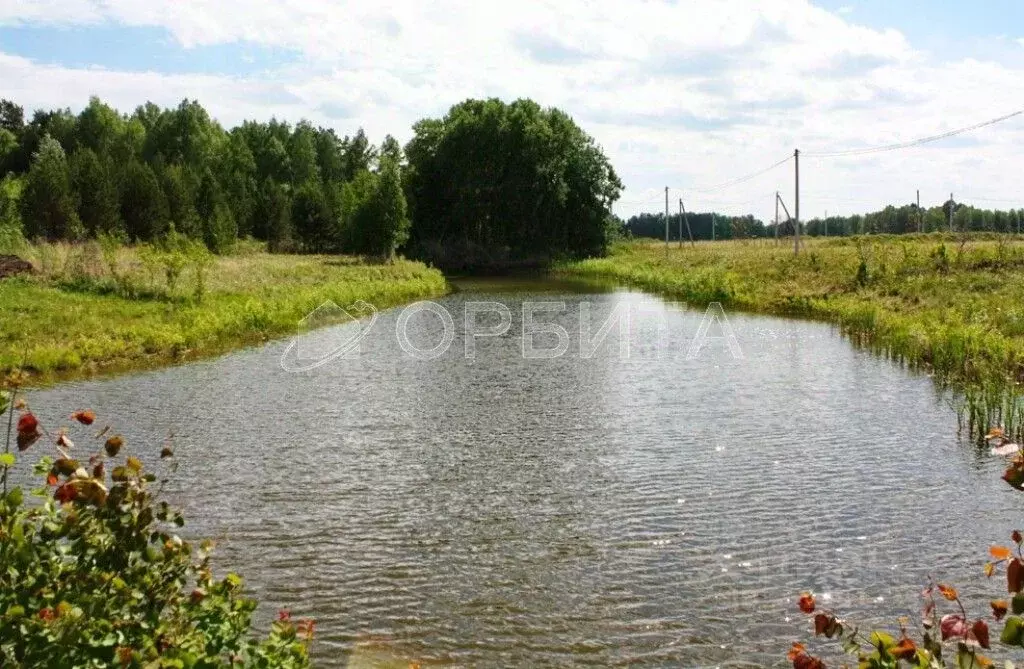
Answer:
562;234;1024;438
1;241;447;381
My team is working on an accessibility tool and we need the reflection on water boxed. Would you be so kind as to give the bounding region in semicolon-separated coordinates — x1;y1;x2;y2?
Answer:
22;280;1020;667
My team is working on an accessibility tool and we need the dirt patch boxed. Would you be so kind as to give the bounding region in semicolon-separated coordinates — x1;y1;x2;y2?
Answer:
0;254;33;279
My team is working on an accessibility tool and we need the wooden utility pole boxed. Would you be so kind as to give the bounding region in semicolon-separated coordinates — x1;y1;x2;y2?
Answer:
664;186;669;253
775;191;779;244
794;149;800;255
677;199;683;249
679;200;695;247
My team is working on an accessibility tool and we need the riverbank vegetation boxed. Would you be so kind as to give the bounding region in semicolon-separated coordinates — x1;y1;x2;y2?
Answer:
0;381;312;666
0;239;446;380
563;234;1024;438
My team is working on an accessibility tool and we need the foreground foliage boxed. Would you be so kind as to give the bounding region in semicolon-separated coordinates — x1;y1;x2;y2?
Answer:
563;235;1024;439
0;377;312;666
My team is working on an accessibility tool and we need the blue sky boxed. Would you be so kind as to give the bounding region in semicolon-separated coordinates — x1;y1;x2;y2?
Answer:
0;0;1022;221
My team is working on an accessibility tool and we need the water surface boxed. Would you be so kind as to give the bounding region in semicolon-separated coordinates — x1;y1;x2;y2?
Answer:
22;280;1018;667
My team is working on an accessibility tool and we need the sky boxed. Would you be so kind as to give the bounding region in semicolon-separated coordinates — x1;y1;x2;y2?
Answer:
1;0;1023;223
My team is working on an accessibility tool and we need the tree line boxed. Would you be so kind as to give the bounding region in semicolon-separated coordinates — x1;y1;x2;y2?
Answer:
0;96;622;268
625;211;768;241
625;200;1024;242
0;97;408;258
797;200;1024;237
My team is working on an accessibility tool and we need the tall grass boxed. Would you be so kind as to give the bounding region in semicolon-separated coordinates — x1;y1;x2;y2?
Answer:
563;235;1024;441
1;242;448;381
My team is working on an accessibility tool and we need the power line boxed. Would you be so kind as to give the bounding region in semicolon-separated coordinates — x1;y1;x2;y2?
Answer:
803;109;1024;158
678;154;792;193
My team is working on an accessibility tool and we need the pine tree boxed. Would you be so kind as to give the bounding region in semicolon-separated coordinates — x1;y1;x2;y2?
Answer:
254;177;291;252
120;160;168;242
21;134;83;240
369;157;410;259
291;180;333;253
159;163;201;238
69;148;122;237
196;169;236;253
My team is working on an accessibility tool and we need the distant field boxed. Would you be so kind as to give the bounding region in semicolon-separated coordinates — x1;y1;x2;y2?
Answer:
564;234;1024;435
0;242;447;381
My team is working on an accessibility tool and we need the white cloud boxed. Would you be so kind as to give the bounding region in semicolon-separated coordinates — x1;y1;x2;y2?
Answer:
1;0;1023;222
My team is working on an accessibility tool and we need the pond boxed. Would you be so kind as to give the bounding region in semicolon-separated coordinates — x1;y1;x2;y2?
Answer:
22;278;1019;667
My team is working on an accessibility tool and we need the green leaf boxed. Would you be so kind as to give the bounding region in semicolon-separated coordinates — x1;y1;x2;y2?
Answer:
1013;593;1024;615
870;630;897;650
1001;616;1024;646
0;452;14;467
6;487;23;507
956;647;978;669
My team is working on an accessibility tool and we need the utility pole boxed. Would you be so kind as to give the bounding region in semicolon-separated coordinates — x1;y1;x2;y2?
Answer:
794;149;800;255
679;199;695;247
677;199;683;249
664;186;669;253
775;191;779;245
949;192;954;232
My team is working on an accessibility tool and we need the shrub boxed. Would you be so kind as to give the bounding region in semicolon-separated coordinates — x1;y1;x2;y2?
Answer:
0;374;312;667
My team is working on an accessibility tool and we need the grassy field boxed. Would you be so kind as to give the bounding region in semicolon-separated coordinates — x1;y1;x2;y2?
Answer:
563;234;1024;437
1;241;447;381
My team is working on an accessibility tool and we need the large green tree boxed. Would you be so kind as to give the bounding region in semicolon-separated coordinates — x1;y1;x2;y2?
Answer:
119;160;168;242
21;134;83;240
404;98;622;268
69;147;122;237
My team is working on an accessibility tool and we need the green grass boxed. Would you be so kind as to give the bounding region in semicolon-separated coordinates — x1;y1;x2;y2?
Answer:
1;243;448;382
562;234;1024;438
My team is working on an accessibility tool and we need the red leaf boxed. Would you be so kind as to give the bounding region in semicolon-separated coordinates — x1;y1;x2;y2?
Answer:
16;413;38;435
814;613;829;636
54;482;76;504
792;653;826;669
16;429;40;451
1014;530;1023;545
991;546;1013;561
972;619;991;649
991;599;1009;621
892;637;917;660
70;409;95;425
798;592;815;614
938;583;959;601
940;613;967;641
45;472;58;486
1009;559;1023;593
